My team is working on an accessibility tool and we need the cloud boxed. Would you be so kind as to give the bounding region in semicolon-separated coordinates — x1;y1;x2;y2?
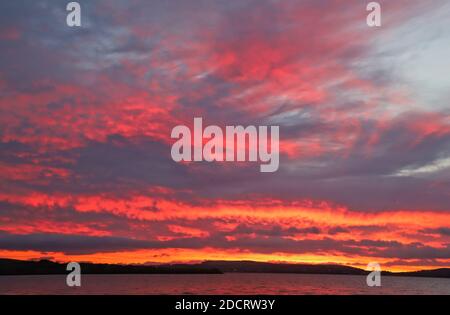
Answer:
0;232;153;254
1;231;449;260
0;0;449;269
420;228;450;237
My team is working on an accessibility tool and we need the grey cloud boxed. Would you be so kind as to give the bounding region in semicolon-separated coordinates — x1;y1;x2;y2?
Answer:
1;231;449;260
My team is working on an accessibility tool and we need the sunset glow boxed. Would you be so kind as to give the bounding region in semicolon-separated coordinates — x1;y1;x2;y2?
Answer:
0;0;449;273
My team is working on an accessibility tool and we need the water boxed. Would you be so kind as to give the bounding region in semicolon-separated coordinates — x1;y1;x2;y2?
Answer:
0;273;449;295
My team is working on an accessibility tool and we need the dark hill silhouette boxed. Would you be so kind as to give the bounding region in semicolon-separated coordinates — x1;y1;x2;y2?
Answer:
199;260;367;275
0;258;448;278
397;268;450;278
0;258;221;275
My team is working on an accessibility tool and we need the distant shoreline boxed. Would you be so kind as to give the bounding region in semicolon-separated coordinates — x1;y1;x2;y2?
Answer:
1;258;449;279
3;272;450;280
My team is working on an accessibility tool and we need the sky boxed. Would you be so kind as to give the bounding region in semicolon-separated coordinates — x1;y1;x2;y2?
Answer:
0;0;449;272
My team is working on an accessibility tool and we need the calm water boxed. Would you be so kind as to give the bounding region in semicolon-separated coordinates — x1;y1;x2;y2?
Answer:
0;273;449;295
